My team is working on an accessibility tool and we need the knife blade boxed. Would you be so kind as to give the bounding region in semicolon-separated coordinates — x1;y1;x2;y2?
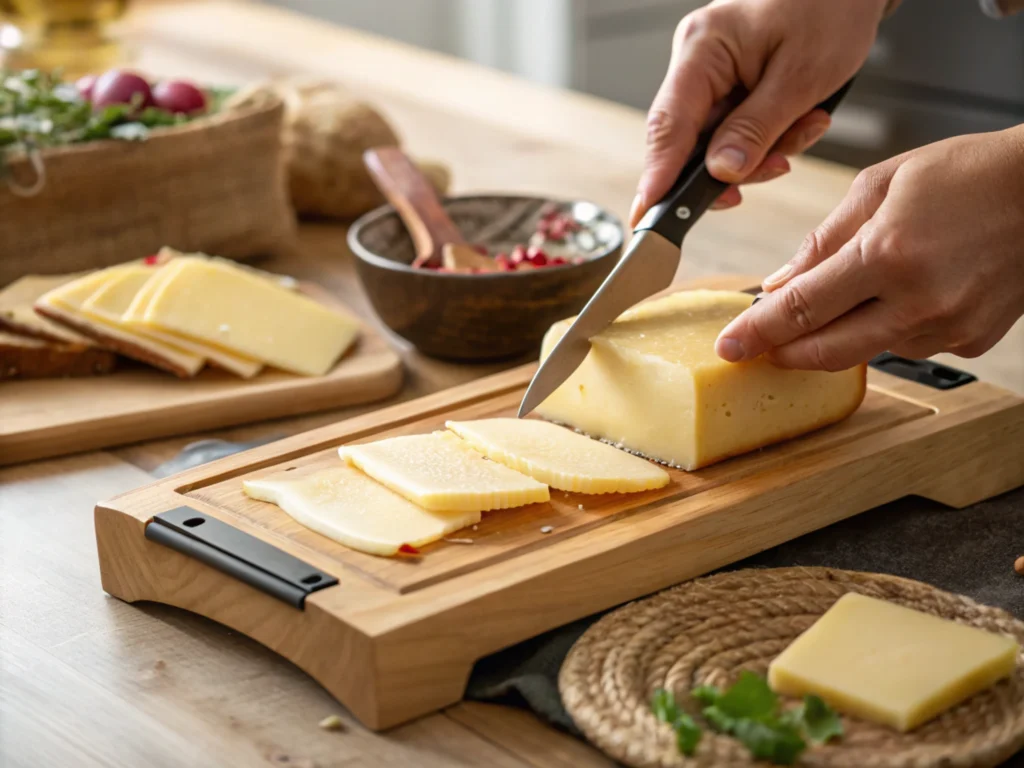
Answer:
518;78;858;418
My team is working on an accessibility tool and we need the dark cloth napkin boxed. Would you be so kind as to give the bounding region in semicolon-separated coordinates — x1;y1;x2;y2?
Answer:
163;440;1023;762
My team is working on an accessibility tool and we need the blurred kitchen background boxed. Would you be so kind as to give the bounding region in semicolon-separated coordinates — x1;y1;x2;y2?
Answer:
266;0;1024;170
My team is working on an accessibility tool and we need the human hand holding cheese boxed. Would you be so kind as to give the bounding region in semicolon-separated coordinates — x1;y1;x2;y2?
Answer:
715;128;1024;371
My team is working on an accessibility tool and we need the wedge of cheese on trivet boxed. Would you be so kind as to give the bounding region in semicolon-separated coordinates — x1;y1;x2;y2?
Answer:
445;418;670;493
768;592;1020;732
339;431;550;512
243;466;480;556
535;290;866;470
35;267;205;378
0;273;99;345
83;264;263;379
125;258;359;376
0;331;117;380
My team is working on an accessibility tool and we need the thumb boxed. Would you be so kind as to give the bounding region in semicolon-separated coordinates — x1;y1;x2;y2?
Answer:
707;61;826;184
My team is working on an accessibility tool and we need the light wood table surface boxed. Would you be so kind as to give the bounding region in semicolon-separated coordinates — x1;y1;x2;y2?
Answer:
2;2;1021;767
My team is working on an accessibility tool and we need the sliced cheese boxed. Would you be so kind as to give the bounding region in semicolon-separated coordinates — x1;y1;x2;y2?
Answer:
0;273;98;345
339;431;550;512
535;290;866;470
129;259;359;376
35;267;205;377
84;264;263;379
768;592;1020;732
243;466;479;556
445;418;669;494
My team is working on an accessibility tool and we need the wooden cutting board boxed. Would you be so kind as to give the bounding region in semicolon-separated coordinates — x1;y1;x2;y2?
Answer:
0;284;402;466
94;280;1024;732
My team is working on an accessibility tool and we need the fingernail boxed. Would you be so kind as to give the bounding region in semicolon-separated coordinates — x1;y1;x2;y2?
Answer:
716;336;746;362
628;193;643;228
709;146;747;175
763;262;793;287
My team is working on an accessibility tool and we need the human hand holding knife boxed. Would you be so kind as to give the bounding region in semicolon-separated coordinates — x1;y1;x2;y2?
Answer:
518;78;856;418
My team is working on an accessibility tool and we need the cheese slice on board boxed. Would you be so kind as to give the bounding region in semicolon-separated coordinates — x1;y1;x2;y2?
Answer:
445;418;670;494
339;431;550;512
0;273;98;345
128;259;359;376
768;592;1020;732
535;290;866;470
243;467;480;556
84;264;263;379
35;267;205;377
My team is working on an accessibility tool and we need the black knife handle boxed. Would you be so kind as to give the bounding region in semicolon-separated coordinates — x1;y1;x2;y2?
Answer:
634;77;857;247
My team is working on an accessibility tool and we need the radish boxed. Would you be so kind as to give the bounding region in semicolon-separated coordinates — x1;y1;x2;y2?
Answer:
91;70;153;110
152;80;208;115
75;74;96;101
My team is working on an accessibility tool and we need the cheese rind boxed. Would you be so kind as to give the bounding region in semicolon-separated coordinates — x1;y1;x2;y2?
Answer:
130;259;359;376
243;467;479;555
535;290;866;470
768;592;1021;732
84;264;263;379
339;431;550;512
445;418;670;494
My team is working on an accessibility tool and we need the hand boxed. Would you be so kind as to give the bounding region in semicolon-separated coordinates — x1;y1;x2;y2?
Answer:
715;127;1024;369
631;0;889;225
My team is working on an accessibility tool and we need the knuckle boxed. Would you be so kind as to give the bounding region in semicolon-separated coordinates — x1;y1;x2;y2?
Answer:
955;339;990;358
645;108;677;150
797;229;827;265
674;8;713;46
722;113;772;149
807;338;848;372
781;282;816;332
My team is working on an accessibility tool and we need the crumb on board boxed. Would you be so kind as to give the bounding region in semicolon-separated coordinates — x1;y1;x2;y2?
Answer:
472;525;478;530
540;525;554;534
577;504;584;511
318;714;346;732
444;538;474;545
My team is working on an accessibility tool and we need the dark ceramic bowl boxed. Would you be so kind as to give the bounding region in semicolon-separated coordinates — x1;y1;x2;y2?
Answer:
347;194;624;361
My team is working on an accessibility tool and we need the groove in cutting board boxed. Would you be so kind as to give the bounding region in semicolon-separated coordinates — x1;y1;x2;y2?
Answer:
186;386;932;593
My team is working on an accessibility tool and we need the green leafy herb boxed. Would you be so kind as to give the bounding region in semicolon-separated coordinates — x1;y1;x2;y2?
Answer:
651;673;843;766
651;688;702;756
790;695;844;744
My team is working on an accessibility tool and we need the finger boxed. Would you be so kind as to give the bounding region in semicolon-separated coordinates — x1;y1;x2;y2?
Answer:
710;186;743;210
743;153;791;184
762;163;896;292
770;110;831;157
765;300;908;371
889;335;945;361
706;55;824;183
715;233;884;362
632;23;731;227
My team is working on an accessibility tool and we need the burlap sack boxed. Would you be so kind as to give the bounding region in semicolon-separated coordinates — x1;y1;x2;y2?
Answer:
0;93;296;286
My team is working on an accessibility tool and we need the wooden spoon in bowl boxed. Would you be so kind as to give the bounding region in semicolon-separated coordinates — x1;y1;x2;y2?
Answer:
362;147;496;272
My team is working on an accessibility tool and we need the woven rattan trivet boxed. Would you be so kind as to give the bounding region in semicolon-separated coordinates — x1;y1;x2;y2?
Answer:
559;567;1024;768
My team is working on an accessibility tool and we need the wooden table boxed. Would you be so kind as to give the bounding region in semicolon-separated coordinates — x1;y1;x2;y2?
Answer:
3;2;1021;766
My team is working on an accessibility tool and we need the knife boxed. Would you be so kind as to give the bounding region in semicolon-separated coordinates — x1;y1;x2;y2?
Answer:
517;78;857;418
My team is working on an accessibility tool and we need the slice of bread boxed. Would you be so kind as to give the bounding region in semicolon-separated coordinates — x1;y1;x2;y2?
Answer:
0;331;117;380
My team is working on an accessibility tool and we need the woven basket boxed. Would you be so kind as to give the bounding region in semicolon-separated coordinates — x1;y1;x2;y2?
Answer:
560;567;1024;768
0;93;296;286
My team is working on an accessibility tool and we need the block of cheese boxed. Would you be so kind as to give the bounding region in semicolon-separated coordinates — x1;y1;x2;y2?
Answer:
243;467;480;556
83;264;263;379
0;331;117;380
445;418;670;494
768;592;1021;732
126;259;359;376
535;290;866;470
0;273;99;345
35;267;205;378
339;431;550;513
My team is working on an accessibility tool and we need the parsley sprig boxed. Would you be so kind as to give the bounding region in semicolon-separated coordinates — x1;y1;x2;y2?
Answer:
652;672;843;764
